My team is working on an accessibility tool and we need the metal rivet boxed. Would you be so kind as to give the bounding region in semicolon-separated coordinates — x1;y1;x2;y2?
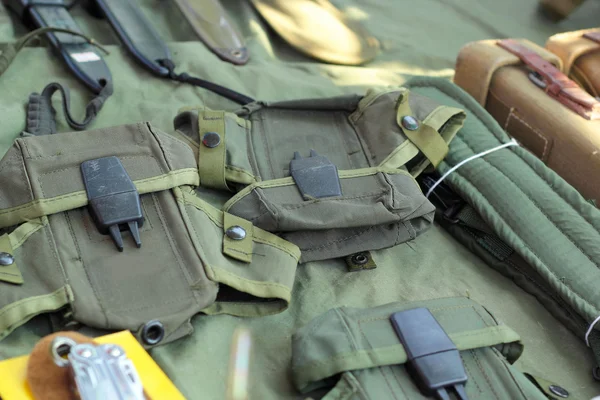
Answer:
202;132;221;148
548;385;569;398
108;347;122;357
141;320;165;346
80;349;93;358
0;252;14;266
351;253;369;265
401;115;419;131
226;226;246;241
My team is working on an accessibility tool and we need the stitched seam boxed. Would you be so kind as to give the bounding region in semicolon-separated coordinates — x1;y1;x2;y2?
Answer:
299;226;376;252
333;111;357;169
225;165;256;180
151;192;195;293
35;155;161;198
493;348;529;399
472;349;500;400
246;118;261;179
0;291;65;318
0;169;197;216
44;220;72;312
357;319;405;399
454;170;596;313
64;211;108;326
462;353;483;394
259;111;276;179
146;123;175;173
508;113;550;159
209;264;292;291
456;134;598;267
280;191;386;210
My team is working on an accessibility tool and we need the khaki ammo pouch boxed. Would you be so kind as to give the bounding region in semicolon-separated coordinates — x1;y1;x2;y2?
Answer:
174;88;466;262
291;297;547;400
0;123;300;346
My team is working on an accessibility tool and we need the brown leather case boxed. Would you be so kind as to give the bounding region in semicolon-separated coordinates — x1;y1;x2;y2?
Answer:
454;39;600;204
547;28;600;97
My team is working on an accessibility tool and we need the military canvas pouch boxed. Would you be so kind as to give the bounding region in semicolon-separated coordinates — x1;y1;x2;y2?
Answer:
174;88;466;262
0;123;300;345
292;297;547;400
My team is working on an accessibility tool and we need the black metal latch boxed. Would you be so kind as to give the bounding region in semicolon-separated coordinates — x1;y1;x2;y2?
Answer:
289;150;342;200
81;156;144;252
390;308;469;400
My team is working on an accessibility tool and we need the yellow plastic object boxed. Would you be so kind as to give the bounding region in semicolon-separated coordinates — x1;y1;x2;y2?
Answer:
0;330;185;400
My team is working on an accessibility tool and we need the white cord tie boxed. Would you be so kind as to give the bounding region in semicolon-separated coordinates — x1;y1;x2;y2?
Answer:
585;315;600;347
425;139;519;198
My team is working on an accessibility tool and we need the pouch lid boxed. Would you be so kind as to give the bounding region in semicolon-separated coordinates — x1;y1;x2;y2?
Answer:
0;123;199;228
454;39;562;106
546;28;600;75
292;297;522;393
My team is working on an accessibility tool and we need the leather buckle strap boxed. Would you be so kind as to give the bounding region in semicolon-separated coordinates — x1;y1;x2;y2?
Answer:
583;31;600;44
497;39;600;120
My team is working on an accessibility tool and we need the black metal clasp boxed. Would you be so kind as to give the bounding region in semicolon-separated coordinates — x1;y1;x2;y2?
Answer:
390;308;469;400
289;150;342;200
81;156;144;252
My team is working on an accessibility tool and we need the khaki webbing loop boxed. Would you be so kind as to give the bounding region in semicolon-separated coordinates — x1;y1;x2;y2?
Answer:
396;92;449;168
223;212;254;263
198;110;229;191
0;234;23;285
0;286;73;341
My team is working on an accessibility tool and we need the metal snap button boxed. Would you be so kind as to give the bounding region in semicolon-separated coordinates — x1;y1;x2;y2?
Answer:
351;253;369;265
548;385;569;398
401;115;420;131
226;226;246;241
0;252;14;266
141;320;165;346
202;131;221;148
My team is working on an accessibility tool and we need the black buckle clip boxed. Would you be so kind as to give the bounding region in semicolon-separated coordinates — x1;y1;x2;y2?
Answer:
391;308;469;400
289;150;342;200
81;156;144;252
420;175;464;224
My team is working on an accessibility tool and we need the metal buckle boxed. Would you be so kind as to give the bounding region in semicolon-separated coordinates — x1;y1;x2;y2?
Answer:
81;156;144;252
289;150;342;200
390;308;469;400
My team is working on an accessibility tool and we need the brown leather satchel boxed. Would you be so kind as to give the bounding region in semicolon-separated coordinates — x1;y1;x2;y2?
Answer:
454;38;600;204
546;28;600;97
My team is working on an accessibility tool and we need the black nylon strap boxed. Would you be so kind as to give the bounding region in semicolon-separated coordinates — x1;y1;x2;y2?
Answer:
159;59;254;105
588;329;600;380
25;81;113;135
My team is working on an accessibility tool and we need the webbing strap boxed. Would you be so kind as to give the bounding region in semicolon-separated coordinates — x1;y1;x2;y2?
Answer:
223;212;254;263
198;110;229;191
0;286;73;341
396;92;449;168
160;59;254;105
25;80;113;135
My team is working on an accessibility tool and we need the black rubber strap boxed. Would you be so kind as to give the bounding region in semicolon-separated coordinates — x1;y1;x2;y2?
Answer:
25;80;113;135
159;59;254;105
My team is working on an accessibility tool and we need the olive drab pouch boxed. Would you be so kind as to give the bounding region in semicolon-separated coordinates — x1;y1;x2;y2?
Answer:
174;88;466;262
0;123;300;346
292;297;547;400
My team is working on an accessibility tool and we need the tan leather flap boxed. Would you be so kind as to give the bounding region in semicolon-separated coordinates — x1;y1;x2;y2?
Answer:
546;28;600;75
454;39;562;106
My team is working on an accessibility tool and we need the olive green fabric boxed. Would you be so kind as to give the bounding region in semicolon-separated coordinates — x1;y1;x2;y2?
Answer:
2;0;600;399
0;125;300;345
177;88;462;262
292;297;546;399
404;77;600;343
225;167;435;262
